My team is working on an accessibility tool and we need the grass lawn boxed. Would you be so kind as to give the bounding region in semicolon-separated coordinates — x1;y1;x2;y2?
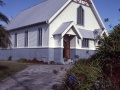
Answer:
0;61;28;80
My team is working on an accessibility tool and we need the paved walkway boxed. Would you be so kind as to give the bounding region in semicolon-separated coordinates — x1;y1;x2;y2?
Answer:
0;65;72;90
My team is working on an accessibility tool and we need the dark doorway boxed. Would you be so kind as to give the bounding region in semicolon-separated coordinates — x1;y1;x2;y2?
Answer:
63;34;74;58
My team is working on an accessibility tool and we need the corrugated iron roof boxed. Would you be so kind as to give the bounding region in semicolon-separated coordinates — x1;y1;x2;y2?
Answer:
53;21;72;35
79;29;95;39
6;0;68;30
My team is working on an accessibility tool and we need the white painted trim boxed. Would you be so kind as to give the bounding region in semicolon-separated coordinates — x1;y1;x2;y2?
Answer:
51;46;64;48
94;29;108;37
62;22;83;39
12;46;64;49
12;47;96;50
13;46;49;49
101;29;108;36
90;0;105;28
70;47;95;50
78;48;96;50
90;0;108;34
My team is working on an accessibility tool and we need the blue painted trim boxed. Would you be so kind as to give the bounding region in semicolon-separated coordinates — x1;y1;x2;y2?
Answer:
70;49;95;60
0;48;95;63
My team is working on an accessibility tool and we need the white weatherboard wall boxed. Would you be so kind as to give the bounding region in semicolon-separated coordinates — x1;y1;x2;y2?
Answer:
9;24;49;48
70;36;76;48
76;39;95;50
10;33;14;47
89;40;95;50
49;1;101;48
54;35;61;47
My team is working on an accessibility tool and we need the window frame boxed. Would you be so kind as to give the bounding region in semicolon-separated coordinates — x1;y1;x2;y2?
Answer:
38;28;42;46
14;33;17;47
82;38;89;48
24;31;28;47
77;6;84;26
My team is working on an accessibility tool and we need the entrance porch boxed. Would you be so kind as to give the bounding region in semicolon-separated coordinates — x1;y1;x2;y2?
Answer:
53;21;82;63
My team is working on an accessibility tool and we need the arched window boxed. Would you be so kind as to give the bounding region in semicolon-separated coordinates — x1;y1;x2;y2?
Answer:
77;6;84;25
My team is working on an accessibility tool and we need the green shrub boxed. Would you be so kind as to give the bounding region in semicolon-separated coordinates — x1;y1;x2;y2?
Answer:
64;59;103;90
91;24;120;63
49;61;55;64
90;24;120;89
17;58;28;63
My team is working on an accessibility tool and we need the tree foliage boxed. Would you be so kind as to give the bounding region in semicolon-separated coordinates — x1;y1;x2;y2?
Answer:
94;24;120;62
90;24;120;89
0;0;11;48
0;25;11;48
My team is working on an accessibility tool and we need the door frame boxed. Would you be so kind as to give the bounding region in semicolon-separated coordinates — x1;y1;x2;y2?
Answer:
63;34;75;59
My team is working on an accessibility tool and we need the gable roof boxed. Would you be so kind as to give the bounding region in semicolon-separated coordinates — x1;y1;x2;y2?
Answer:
5;0;107;34
53;21;82;39
79;29;106;39
6;0;70;30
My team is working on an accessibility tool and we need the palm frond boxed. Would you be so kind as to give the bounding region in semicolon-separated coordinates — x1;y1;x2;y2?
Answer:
0;0;5;6
0;24;11;48
0;12;9;24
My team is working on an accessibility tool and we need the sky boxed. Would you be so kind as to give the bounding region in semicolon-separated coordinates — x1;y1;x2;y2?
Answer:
0;0;120;31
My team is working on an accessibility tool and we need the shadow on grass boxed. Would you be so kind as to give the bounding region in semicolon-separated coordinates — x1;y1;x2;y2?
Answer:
0;66;31;90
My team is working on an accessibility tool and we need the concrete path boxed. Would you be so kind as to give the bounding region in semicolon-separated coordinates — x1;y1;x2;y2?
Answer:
0;65;72;90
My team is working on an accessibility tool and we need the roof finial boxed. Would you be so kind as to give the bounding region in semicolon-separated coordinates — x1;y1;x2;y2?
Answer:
82;0;92;4
72;0;92;5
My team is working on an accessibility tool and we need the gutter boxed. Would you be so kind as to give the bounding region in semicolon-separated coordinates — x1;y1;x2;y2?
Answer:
7;21;47;32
